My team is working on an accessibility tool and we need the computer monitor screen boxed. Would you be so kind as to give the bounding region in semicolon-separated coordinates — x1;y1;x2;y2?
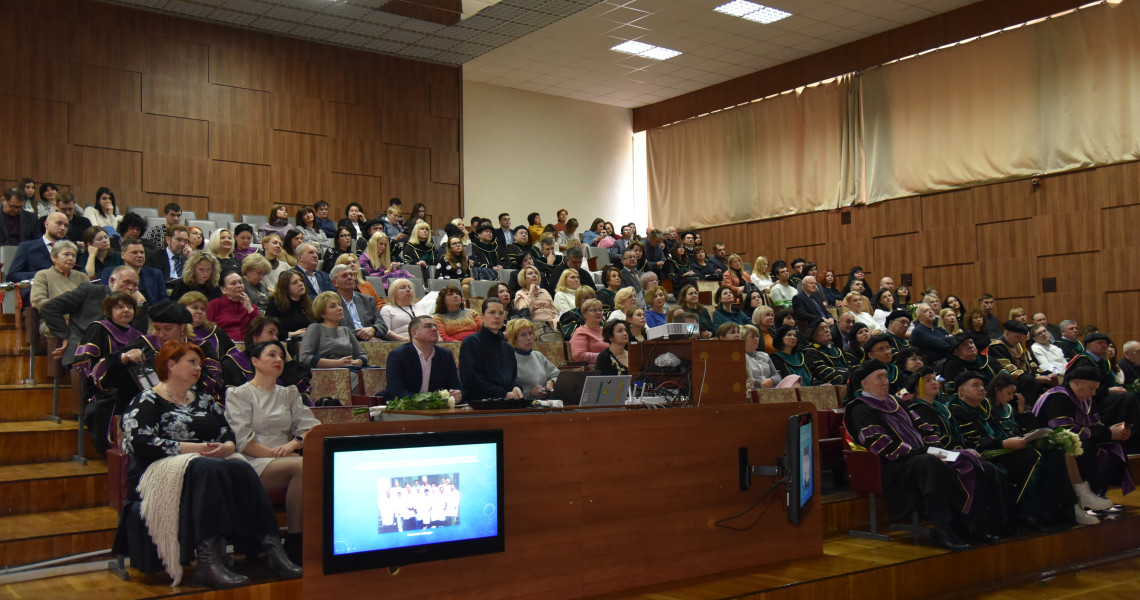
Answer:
785;413;814;524
322;429;505;574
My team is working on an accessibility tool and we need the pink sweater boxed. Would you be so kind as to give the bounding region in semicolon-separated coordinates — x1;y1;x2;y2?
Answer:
570;326;607;367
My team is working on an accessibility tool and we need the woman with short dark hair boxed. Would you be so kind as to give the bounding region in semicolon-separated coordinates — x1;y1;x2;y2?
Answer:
770;324;812;384
596;319;630;375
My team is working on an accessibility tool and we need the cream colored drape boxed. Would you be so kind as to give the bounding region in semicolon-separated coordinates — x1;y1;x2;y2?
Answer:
648;1;1140;225
647;74;859;229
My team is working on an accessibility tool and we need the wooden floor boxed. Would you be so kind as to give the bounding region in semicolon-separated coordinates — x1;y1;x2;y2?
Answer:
3;492;1138;600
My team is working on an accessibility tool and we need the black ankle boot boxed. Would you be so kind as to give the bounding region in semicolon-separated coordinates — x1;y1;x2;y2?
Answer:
284;533;303;566
192;537;249;589
260;533;303;579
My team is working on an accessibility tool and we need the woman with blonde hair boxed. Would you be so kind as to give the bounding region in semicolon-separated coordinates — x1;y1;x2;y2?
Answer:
259;233;290;291
241;253;272;314
180;291;237;365
940;308;962;334
379;278;417;342
514;266;558;327
401;221;435;279
359;231;411;290
333;253;380;304
299;292;368;389
553;268;582;314
844;291;879;332
207;228;241;274
506;319;560;398
644;285;668;328
750;256;773;291
171;251;222;303
606;286;637;323
752;305;777;354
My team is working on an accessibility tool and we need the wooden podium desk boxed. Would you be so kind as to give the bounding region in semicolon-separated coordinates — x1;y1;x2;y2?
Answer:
303;402;822;600
627;338;748;405
377;404;628;421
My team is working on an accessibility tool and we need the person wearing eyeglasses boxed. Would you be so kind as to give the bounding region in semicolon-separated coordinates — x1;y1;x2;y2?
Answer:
383;315;462;404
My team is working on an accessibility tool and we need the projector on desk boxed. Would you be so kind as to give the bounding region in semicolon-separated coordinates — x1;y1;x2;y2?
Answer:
646;323;699;340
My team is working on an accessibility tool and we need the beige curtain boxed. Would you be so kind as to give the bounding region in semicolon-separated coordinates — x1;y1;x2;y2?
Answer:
647;74;859;229
649;1;1140;223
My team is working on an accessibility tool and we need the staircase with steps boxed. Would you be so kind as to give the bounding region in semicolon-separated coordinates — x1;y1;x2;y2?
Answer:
0;323;114;571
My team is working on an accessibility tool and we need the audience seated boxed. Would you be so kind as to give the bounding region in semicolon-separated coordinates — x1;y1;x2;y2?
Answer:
742;325;780;389
221;317;311;394
770;324;811;385
401;221;436;278
170;251;221;302
323;227;356;272
384;315;462;401
505;319;560;398
0;187;40;246
606;286;637;324
207;272;260;341
50;192;93;244
559;287;594;340
298;292;368;389
181;292;239;371
712;285;749;330
329;264;387;342
570;299;607;366
338;202;368;245
644;285;668;328
105;238;168;304
295;206;329;250
232;223;255;263
553;268;583;314
332;253;380;304
72;291;146;452
292;243;333;298
116;340;301;588
144;224;189;280
459;299;522;401
241;254;272;314
597;319;631;376
30;241;89;324
42;266;149;369
514;266;558;327
224;339;319;564
359;231;412;291
802;317;848;386
379;278;418;342
265;271;315;341
433;285;481;341
8;211;67;283
141;203;181;249
78;226;123;279
207;228;241;274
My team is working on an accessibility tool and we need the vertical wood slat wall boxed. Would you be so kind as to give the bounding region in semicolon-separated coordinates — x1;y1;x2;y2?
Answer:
697;161;1140;344
0;0;461;222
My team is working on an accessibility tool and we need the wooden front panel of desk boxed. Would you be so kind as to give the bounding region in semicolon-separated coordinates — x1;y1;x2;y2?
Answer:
303;403;822;600
628;339;748;405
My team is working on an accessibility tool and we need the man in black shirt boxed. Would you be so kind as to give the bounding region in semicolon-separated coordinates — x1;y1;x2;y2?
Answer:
0;188;38;246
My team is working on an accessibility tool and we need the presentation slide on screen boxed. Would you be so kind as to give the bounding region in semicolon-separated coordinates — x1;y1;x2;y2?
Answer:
799;422;814;506
330;443;500;556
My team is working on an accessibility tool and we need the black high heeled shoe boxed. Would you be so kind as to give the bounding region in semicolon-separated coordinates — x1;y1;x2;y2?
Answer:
932;526;971;552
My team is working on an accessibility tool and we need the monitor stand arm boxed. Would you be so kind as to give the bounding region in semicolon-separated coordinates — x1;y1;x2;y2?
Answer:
738;447;786;491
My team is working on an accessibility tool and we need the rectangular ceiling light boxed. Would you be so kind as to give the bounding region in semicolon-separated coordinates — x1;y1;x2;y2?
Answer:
714;1;792;24
611;40;682;60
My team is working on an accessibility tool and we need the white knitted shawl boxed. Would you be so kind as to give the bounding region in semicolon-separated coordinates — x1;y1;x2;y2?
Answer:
137;453;199;586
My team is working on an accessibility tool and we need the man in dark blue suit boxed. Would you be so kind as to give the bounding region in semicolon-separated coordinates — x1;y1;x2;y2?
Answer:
7;212;67;282
385;315;462;403
102;238;169;304
0;188;39;246
293;242;333;298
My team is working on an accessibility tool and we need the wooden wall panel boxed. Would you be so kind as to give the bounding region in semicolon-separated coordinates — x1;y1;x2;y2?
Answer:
922;227;976;266
1111;161;1140;207
1103;205;1140;248
143;154;210;197
143;35;209;82
1037;167;1110;214
208;85;270;126
210;123;272;165
976;219;1034;259
1036;292;1103;336
873;233;921;282
329;139;384;177
0;95;68;141
923;264;981;307
920;189;974;229
143;115;208;158
68;105;143;152
1100;249;1140;293
1038;253;1098;296
1103;292;1140;344
972;180;1034;224
0;55;71;104
1035;211;1100;256
330;173;383;203
430;82;461;119
141;76;209;120
209;161;271;213
67;64;140;110
326;102;382;140
272;94;325;135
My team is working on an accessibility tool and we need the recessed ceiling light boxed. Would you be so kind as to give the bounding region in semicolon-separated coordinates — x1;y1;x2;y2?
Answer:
611;40;682;60
714;1;792;24
612;40;655;55
640;47;681;60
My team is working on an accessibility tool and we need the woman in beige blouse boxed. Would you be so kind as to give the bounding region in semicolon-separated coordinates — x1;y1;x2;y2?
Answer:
224;339;320;565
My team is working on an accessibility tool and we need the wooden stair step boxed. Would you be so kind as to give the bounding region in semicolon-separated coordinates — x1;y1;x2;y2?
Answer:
0;420;97;465
0;460;108;516
0;385;66;422
0;506;117;568
0;355;55;386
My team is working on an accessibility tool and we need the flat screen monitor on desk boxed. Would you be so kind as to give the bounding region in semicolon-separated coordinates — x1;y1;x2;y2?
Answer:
322;429;505;574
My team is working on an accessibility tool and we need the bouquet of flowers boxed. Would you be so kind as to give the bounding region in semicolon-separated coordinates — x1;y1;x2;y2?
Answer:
385;390;455;411
1038;427;1083;457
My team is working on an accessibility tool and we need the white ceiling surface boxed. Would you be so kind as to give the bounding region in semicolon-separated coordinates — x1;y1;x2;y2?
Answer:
464;0;980;108
101;0;981;109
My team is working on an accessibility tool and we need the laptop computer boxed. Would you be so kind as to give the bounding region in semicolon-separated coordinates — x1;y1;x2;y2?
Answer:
550;370;598;405
578;375;632;407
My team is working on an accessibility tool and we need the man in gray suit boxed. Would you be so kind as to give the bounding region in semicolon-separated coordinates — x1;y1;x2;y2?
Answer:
330;263;388;341
41;265;150;366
